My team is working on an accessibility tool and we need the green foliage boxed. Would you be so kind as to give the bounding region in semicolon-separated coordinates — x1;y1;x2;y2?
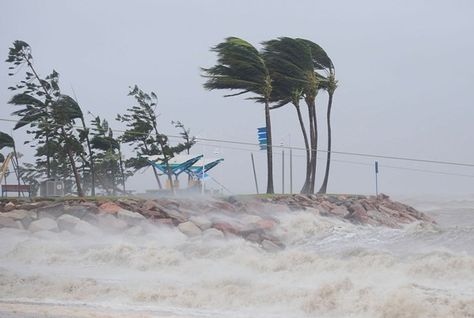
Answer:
6;40;86;196
0;132;15;150
202;37;272;100
117;86;195;189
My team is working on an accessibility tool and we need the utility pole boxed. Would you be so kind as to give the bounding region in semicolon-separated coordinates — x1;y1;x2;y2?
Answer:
375;161;379;196
290;147;293;194
251;153;259;194
282;148;285;194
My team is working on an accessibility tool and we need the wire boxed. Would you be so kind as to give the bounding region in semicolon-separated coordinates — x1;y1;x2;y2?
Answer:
1;116;474;170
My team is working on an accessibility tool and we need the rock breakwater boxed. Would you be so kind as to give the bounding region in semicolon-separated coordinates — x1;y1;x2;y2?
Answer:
0;194;435;250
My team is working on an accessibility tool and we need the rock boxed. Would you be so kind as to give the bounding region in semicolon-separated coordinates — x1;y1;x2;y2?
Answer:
97;214;128;231
28;218;58;232
189;215;212;230
117;209;146;225
212;222;240;234
154;218;174;226
4;202;16;212
164;209;188;223
202;228;225;240
256;219;276;230
1;209;31;220
57;214;82;232
246;232;262;243
37;203;68;219
178;221;202;237
18;201;50;211
64;204;99;218
0;216;21;229
241;214;263;224
330;206;349;217
98;201;121;214
261;239;282;252
142;200;158;211
73;220;99;235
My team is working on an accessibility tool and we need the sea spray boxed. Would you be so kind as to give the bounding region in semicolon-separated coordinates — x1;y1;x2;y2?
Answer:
0;198;473;317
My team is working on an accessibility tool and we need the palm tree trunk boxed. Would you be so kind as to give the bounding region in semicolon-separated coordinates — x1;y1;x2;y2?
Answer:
309;103;318;193
264;100;274;194
305;99;316;194
80;117;95;196
61;127;84;197
294;104;311;194
318;92;334;194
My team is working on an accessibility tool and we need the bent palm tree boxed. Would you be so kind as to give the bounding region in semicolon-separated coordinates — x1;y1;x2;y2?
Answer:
263;37;324;193
202;37;274;194
298;40;337;194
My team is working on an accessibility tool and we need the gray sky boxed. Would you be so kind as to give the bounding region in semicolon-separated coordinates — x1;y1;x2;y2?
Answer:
1;0;474;195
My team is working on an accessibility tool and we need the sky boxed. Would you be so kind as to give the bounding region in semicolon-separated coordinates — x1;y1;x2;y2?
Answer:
1;0;474;196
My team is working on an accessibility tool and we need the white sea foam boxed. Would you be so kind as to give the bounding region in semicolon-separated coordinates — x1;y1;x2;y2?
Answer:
0;198;473;317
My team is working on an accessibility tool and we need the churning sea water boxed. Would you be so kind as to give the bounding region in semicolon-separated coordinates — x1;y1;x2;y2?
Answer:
0;196;473;318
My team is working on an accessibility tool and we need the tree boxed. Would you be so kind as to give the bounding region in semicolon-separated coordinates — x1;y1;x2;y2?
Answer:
6;41;86;196
317;63;337;194
117;85;194;194
202;37;275;194
91;116;130;195
263;37;327;193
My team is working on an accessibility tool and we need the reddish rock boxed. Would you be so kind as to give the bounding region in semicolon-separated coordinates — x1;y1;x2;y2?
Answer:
256;219;276;230
212;222;241;234
142;200;158;211
99;201;121;214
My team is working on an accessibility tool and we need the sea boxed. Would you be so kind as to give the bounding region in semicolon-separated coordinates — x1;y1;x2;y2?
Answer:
0;195;473;317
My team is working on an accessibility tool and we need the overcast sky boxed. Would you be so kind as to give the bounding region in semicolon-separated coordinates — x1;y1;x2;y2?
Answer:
1;0;473;196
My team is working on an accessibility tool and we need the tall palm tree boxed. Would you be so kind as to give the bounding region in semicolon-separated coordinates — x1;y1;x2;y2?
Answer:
263;37;325;193
263;39;311;193
297;40;337;194
202;37;274;194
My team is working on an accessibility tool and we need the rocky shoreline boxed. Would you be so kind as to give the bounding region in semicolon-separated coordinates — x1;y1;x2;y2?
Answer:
0;194;435;251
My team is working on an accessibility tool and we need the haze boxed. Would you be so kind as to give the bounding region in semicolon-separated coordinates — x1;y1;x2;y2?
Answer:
1;0;473;196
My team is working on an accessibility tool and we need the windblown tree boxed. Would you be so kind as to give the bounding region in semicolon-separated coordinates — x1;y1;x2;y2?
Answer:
117;85;194;193
202;37;275;194
296;39;336;194
263;37;328;193
91;117;129;195
6;40;86;196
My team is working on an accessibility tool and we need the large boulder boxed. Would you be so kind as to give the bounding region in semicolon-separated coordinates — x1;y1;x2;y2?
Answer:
0;215;22;229
97;214;128;231
116;209;146;225
189;215;212;230
57;214;82;232
28;218;58;232
178;221;202;237
202;228;225;240
98;201;121;214
73;220;99;235
2;209;31;220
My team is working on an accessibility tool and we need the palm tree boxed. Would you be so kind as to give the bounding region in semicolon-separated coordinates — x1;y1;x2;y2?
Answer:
262;39;311;193
263;37;325;193
202;37;274;194
297;40;337;194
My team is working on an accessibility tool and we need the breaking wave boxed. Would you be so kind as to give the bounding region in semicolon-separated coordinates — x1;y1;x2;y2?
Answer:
0;197;473;317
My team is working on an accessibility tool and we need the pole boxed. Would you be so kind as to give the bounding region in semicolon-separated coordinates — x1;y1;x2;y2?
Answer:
251;153;259;194
375;161;379;196
282;149;285;194
290;148;293;194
